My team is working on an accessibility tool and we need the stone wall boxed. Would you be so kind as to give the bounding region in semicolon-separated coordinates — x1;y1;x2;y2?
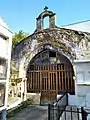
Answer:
11;27;90;78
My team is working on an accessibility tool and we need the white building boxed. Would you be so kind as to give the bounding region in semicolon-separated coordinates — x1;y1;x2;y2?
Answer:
0;16;12;119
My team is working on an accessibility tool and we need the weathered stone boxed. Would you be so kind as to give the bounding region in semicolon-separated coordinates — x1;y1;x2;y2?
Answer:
11;7;90;90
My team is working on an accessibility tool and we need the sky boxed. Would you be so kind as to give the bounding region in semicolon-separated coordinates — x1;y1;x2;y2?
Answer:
0;0;90;34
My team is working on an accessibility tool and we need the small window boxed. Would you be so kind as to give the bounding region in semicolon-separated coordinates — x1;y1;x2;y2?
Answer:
0;83;5;107
0;35;7;40
49;51;56;57
0;59;7;79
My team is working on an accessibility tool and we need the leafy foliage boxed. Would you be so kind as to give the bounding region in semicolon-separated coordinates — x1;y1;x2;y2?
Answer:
12;30;29;47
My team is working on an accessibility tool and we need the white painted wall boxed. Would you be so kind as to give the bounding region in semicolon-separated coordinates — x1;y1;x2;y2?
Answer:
0;37;8;59
69;60;90;108
0;17;12;113
75;62;90;84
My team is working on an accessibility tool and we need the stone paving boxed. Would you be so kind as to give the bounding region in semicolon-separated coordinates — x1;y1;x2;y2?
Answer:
7;105;48;120
60;106;81;120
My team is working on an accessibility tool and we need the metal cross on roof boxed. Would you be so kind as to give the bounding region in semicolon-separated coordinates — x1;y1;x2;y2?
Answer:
44;6;48;11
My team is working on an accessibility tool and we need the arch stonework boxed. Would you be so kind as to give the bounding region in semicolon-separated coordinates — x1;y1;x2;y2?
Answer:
19;44;73;78
11;27;89;78
11;7;90;91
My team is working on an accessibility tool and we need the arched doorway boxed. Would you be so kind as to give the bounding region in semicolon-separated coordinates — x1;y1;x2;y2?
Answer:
27;49;75;103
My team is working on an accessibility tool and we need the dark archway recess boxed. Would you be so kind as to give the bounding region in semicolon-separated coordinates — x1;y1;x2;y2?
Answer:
27;49;75;103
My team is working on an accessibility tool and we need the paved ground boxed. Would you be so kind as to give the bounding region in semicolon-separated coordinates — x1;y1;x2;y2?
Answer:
60;106;81;120
7;105;48;120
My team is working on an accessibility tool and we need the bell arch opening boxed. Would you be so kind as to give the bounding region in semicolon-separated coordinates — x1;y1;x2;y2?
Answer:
36;7;56;30
26;49;75;102
43;16;49;29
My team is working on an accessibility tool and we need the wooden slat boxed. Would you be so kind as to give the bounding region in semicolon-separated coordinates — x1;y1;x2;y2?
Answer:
27;63;74;100
58;65;61;92
64;64;67;92
29;73;31;89
38;66;39;91
32;72;34;90
61;64;64;91
40;66;42;92
31;72;32;90
67;66;70;92
56;72;58;93
35;71;37;92
50;73;52;90
70;66;72;90
46;76;47;90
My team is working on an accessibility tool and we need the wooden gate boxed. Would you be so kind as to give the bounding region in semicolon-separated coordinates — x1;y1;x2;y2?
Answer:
41;66;58;103
27;63;75;102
